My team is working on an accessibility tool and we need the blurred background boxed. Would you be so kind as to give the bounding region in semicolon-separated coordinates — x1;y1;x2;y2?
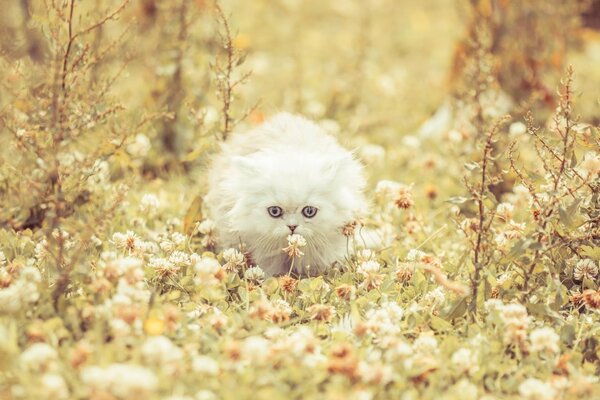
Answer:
0;0;599;228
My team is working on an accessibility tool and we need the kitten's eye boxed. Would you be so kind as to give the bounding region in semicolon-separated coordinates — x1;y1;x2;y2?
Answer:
301;206;318;218
267;206;283;218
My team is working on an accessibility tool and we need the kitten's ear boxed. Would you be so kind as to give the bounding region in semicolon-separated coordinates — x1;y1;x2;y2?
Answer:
231;156;259;175
323;155;347;180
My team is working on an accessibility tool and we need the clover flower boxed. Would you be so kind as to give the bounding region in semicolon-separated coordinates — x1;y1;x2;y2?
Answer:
20;343;58;372
81;363;158;399
140;194;160;215
451;348;479;375
393;184;414;209
308;304;336;322
579;151;600;177
573;259;598;281
529;327;560;354
222;248;245;272
192;355;219;376
40;373;69;399
244;266;265;283
518;378;556;400
282;234;307;258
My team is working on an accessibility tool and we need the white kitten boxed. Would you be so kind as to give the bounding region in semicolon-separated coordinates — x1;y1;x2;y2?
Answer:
205;113;367;276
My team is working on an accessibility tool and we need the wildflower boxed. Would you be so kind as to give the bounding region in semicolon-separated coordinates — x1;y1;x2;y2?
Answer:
191;355;219;376
197;219;216;235
105;257;144;283
582;289;600;309
357;260;381;275
140;194;160;215
518;378;556;400
282;234;307;258
270;299;292;323
244;266;265;283
579;151;600;177
112;231;140;253
342;220;358;237
242;336;271;363
149;257;179;279
357;361;393;385
396;262;413;282
327;343;358;380
364;302;404;337
308;304;336;322
0;251;5;266
222;248;245;272
509;121;527;136
451;348;479;375
413;334;438;355
127;133;152;157
169;251;191;267
498;303;530;346
573;259;598;281
193;257;221;286
496;202;514;222
40;373;69;399
20;343;57;372
335;284;356;301
34;239;49;261
356;249;375;263
529;327;560;354
406;248;427;262
280;275;298;293
423;287;446;307
141;336;183;366
393;184;414;209
81;363;158;399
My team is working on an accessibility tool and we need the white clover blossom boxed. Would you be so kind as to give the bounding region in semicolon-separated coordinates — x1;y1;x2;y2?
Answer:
406;249;427;262
423;287;446;307
357;260;381;275
197;219;216;235
451;348;479;375
222;248;245;271
140;194;160;214
283;234;307;258
112;231;140;253
573;259;598;281
141;336;183;365
244;266;265;282
518;378;556;400
356;249;375;263
192;355;219;376
20;343;58;372
40;373;69;399
81;363;158;398
171;232;187;246
496;202;514;221
127;133;152;157
529;327;560;354
509;121;527;136
413;334;438;355
169;251;191;267
579;151;600;177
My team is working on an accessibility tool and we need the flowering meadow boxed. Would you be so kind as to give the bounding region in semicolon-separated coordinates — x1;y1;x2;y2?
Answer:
1;1;600;399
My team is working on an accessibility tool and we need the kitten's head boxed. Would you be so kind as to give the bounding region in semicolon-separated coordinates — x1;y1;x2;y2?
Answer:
226;148;366;250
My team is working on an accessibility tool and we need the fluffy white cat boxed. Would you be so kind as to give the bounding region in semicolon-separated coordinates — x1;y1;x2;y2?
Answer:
205;112;367;276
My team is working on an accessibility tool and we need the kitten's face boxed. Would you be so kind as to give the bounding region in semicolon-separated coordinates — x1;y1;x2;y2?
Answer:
226;150;364;250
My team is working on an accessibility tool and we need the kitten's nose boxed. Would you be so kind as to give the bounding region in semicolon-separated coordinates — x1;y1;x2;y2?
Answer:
287;224;298;233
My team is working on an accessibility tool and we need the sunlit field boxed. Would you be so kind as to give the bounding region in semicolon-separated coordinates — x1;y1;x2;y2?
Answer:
1;0;600;399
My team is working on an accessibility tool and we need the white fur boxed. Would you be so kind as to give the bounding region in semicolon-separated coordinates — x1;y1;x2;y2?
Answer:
205;113;367;276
